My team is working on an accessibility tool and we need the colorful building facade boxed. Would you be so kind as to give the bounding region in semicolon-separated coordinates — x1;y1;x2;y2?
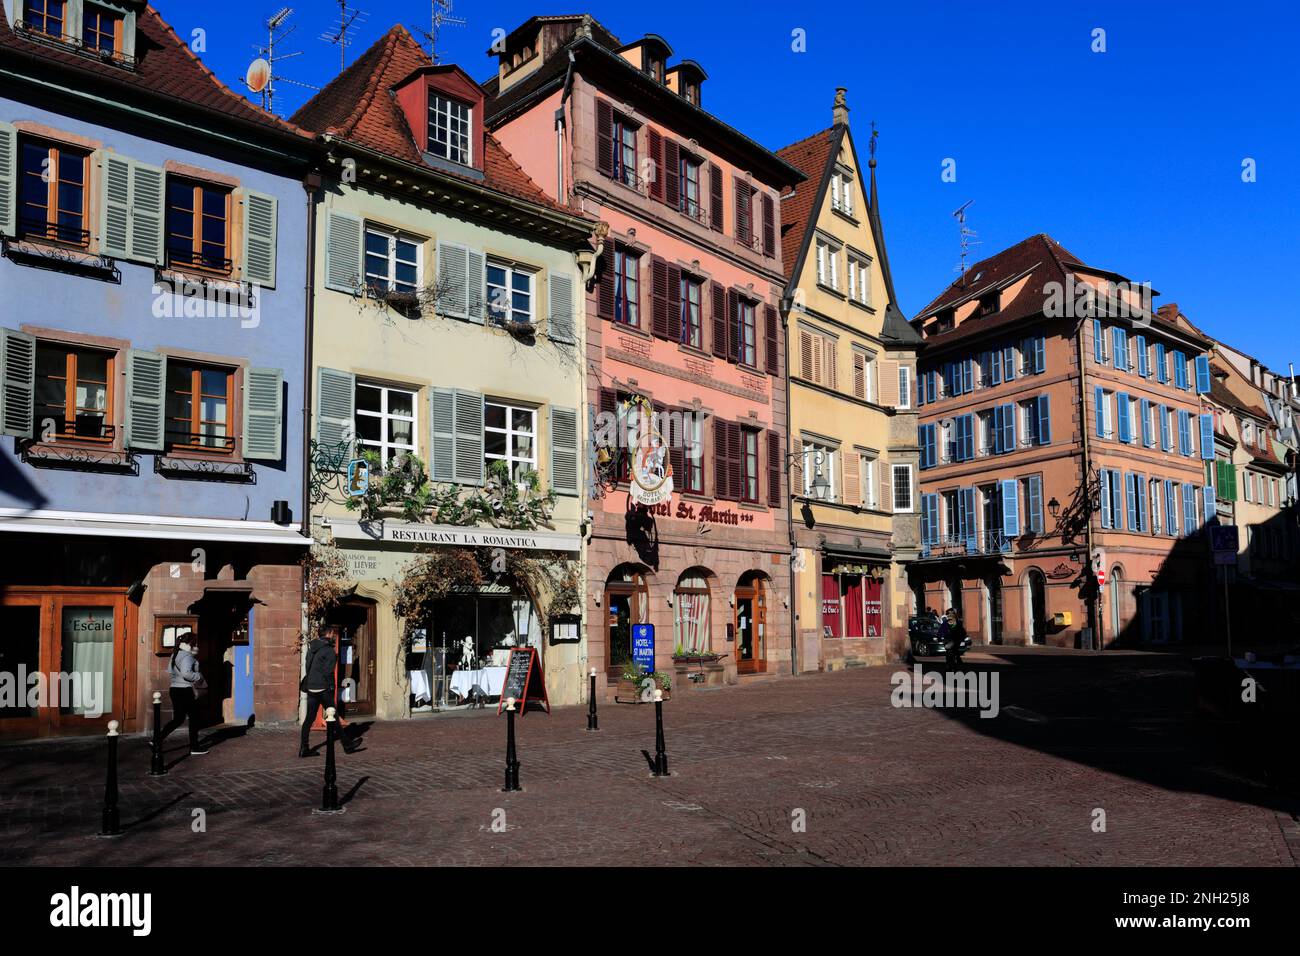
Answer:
485;15;804;692
775;90;922;668
292;27;597;715
0;1;312;737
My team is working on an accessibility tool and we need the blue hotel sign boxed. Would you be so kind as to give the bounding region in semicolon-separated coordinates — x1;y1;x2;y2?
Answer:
632;624;655;674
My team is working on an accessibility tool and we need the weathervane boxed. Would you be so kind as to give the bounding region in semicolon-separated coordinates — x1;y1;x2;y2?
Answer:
869;120;878;165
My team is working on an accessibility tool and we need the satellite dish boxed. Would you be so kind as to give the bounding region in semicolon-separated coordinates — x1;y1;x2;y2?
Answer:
245;58;271;93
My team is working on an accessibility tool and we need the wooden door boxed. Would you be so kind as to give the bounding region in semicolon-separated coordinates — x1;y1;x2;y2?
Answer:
334;600;376;716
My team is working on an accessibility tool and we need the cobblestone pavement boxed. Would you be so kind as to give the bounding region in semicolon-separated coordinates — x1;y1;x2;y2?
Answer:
3;648;1298;867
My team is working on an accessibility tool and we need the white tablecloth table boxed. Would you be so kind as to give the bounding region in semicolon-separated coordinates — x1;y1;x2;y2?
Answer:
448;666;507;701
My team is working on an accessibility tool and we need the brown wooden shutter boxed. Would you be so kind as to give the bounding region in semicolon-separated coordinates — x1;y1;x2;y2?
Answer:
800;330;813;380
761;193;775;257
843;449;861;506
728;422;743;500
880;359;900;407
879;461;892;513
646;127;664;202
709;164;724;232
664;140;680;210
725;288;740;364
596;99;615;179
734;176;752;246
713;417;729;499
710;281;727;358
764;304;779;376
823;337;837;390
853;353;866;399
597;243;616;320
650;255;669;338
766;430;781;508
669;408;686;487
667;264;682;343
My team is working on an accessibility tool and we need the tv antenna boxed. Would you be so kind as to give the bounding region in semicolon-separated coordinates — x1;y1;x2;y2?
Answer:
321;0;368;71
243;7;318;115
952;200;981;283
411;0;466;62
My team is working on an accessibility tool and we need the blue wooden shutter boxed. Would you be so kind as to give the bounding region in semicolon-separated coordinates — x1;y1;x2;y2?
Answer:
1137;476;1148;532
128;160;165;265
1140;398;1151;447
1100;470;1112;528
125;349;166;450
991;349;1003;385
1164;480;1175;535
242;366;283;460
1195;354;1211;393
1136;335;1148;377
1028;475;1043;533
241;189;278;287
1036;394;1051;445
962;358;973;394
962;488;977;552
315;367;355;465
1173;351;1187;389
1112;327;1127;370
1001;479;1020;538
0;327;36;439
1203;486;1215;524
1095;387;1105;438
1126;473;1138;530
1198;413;1215;459
1093;319;1104;363
1002;345;1016;381
1155;343;1167;382
963;414;975;461
1033;336;1046;374
1159;404;1171;451
1002;402;1016;450
1117;393;1131;443
429;388;456;482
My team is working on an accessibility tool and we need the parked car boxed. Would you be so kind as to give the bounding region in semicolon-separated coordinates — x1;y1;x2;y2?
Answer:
908;611;971;658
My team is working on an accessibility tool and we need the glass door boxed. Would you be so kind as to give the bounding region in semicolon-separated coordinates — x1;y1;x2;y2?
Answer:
51;595;127;735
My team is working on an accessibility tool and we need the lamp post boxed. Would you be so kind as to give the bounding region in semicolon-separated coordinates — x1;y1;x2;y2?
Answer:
1048;497;1061;519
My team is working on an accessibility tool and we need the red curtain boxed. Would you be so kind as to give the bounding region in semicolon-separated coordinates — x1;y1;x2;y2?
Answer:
863;577;883;638
844;575;865;638
820;574;841;638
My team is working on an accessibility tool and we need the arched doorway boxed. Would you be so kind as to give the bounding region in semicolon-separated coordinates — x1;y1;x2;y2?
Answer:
1109;566;1123;640
1026;569;1047;645
735;571;769;674
326;596;377;716
605;565;648;680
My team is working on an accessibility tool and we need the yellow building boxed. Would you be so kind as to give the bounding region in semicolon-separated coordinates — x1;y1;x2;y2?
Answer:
776;90;922;668
292;28;598;716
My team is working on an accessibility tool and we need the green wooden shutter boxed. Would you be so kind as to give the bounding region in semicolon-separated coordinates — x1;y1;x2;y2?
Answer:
429;387;457;482
315;367;355;464
435;241;469;318
547;271;576;344
0;327;36;439
466;248;485;324
549;405;579;496
98;152;132;259
453;389;484;486
242;366;283;461
241;189;278;287
0;122;16;238
125;349;166;450
323;209;363;293
129;161;165;265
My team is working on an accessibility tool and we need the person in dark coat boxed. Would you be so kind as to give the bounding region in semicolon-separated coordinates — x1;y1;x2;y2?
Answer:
299;629;357;757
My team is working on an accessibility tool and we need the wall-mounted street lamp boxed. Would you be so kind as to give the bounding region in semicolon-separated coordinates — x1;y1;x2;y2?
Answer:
809;465;832;502
1048;497;1061;519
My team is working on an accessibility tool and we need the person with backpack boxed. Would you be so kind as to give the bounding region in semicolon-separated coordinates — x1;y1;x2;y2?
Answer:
160;640;208;756
299;628;358;757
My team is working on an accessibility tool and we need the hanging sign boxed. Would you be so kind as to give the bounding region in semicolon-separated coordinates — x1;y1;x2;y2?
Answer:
625;395;674;506
498;646;550;715
346;458;370;497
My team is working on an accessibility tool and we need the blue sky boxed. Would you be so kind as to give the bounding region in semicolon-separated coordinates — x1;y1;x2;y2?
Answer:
178;1;1299;373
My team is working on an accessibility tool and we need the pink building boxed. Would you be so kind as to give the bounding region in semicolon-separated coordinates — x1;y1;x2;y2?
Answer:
485;16;805;692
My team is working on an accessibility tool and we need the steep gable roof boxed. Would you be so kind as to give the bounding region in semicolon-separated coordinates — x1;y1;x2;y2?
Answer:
0;3;308;144
775;126;837;285
292;25;564;211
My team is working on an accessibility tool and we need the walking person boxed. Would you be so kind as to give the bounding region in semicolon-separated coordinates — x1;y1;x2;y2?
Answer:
299;628;357;757
160;640;208;756
944;608;968;667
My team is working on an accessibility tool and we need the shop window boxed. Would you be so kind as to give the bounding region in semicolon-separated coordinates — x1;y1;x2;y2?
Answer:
673;570;711;653
165;361;235;453
33;342;114;442
19;137;89;245
484;400;537;481
354;380;417;469
165;178;232;276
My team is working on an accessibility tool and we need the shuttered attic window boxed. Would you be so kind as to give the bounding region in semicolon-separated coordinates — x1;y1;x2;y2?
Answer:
16;0;138;66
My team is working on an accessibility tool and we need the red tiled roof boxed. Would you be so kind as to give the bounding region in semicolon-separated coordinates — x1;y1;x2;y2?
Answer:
0;4;308;142
291;26;566;212
774;127;837;284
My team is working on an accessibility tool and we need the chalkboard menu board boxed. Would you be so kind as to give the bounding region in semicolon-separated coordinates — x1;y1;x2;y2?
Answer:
497;647;550;715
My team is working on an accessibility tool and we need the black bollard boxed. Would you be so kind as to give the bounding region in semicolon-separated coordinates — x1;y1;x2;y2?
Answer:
586;668;599;731
653;691;669;777
101;720;123;836
321;707;340;812
149;692;166;776
502;697;521;792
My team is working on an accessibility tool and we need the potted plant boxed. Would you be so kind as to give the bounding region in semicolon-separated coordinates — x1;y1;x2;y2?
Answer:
671;642;724;664
616;660;671;702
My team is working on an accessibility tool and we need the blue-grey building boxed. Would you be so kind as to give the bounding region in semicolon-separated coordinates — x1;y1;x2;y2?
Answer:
0;1;315;737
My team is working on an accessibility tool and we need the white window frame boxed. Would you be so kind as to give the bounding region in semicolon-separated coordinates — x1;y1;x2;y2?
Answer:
861;455;877;509
428;93;472;166
355;380;418;468
847;252;872;307
1101;390;1114;438
897;365;911;409
484;400;538;481
486;258;537;326
364;225;422;296
801;441;838;502
816;236;841;291
892;463;914;513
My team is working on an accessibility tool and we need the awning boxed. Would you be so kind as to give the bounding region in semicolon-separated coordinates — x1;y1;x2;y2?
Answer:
0;509;308;546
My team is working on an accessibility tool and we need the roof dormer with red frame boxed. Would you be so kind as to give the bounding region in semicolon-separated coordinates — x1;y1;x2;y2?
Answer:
392;63;487;181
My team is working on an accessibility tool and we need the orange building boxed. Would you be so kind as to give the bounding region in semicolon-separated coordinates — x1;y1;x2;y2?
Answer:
485;16;804;691
910;235;1217;648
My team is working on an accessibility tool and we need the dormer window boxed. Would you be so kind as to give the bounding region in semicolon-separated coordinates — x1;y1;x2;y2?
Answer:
682;82;699;106
934;309;955;333
82;2;123;55
648;57;665;83
977;291;1000;316
24;0;65;38
17;0;138;64
428;93;472;167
